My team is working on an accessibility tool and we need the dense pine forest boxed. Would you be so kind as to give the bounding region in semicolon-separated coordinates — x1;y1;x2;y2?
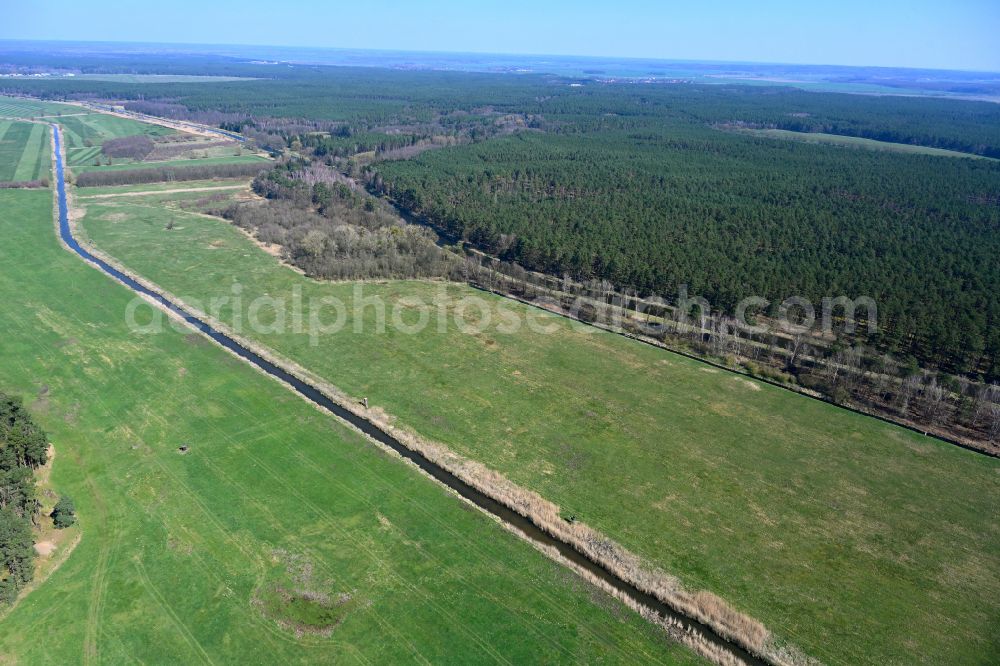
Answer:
372;123;1000;379
0;394;48;605
4;52;999;379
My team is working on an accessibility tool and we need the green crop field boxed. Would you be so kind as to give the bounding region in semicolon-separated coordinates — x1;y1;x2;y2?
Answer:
0;120;50;182
0;95;81;119
0;187;697;663
76;184;1000;665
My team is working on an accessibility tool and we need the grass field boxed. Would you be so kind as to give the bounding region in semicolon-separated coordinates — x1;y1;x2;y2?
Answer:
0;120;49;182
735;128;995;159
76;184;1000;664
0;96;81;119
0;187;698;663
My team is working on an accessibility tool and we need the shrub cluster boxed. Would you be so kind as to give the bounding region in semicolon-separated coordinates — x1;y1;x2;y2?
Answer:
101;134;155;160
0;179;48;189
219;163;458;281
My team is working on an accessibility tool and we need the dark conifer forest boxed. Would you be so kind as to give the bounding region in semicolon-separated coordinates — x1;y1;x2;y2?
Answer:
373;123;1000;379
0;394;48;605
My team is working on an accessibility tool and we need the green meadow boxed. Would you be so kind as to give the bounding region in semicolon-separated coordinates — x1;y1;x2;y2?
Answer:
77;184;1000;664
0;188;696;663
0;96;81;119
0;120;50;182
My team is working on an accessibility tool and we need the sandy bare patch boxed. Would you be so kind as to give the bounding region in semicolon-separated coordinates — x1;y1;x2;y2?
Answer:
245;233;284;258
651;494;678;512
100;212;127;222
35;445;57;487
903;439;934;456
733;377;762;391
708;402;736;417
34;541;56;557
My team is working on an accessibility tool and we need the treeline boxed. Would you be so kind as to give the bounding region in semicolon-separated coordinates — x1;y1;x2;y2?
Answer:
0;180;47;189
218;162;457;281
0;394;47;604
460;255;1000;451
307;131;428;158
75;162;267;187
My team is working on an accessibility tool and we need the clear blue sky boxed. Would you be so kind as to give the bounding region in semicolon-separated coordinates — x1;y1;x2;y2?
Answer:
3;0;999;71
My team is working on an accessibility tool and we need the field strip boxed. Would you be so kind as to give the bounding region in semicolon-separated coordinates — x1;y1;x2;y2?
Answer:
13;123;45;181
219;454;512;664
56;374;159;666
21;300;349;658
95;343;612;663
80;457;116;666
77;185;250;200
190;453;437;665
133;559;216;665
22;304;351;658
285;449;669;664
110;374;511;666
45;337;426;662
97;626;143;664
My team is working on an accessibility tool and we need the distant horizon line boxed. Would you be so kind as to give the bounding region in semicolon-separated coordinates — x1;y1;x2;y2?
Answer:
1;37;998;76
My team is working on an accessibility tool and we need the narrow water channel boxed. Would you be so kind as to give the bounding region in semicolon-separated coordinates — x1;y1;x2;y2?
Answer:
50;124;767;666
